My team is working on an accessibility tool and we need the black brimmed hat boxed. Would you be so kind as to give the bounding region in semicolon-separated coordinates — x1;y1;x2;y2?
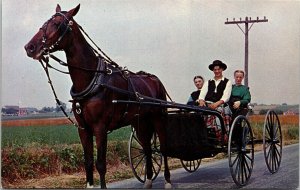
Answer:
209;60;227;71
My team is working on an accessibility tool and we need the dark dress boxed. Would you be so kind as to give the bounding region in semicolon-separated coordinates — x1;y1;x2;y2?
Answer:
187;90;200;106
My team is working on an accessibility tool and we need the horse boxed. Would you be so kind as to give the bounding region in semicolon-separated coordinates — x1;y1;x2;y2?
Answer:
24;4;172;189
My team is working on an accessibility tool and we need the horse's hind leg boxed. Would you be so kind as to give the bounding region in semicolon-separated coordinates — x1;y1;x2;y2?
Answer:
78;129;94;188
153;117;172;188
134;121;154;188
144;137;154;189
163;155;172;188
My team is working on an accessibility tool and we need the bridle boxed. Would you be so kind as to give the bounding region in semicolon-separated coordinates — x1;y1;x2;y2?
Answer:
41;12;73;55
39;11;116;75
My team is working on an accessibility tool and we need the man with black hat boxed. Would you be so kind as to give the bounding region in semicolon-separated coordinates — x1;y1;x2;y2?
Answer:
197;60;232;110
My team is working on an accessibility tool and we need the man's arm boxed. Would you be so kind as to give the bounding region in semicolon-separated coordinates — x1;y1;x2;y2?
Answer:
220;80;232;103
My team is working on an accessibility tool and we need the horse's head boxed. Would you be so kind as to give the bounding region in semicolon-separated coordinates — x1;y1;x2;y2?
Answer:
24;4;80;60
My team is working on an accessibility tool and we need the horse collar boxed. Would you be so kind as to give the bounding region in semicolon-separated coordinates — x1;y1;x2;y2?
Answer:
70;57;106;100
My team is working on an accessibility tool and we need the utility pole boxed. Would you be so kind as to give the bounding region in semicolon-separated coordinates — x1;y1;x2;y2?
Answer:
225;16;268;87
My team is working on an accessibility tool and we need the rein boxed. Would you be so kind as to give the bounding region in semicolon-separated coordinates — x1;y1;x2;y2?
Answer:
39;57;84;130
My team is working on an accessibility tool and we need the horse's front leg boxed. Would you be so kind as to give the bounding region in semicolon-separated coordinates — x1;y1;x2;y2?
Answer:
78;128;94;188
94;126;108;189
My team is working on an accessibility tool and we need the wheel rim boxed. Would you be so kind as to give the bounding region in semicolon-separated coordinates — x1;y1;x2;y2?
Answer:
128;129;162;183
180;159;201;173
228;115;254;186
263;110;282;173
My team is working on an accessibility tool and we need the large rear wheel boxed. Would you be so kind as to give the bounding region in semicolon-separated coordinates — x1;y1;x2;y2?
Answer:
128;128;162;183
228;115;254;186
263;110;282;173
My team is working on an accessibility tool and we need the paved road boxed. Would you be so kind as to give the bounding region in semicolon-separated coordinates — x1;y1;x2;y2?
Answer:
108;144;299;189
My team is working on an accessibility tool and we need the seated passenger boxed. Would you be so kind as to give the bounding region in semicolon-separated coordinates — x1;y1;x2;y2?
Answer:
229;70;251;120
198;60;232;113
187;76;204;106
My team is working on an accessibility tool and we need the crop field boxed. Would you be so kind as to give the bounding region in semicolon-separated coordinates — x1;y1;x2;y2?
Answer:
2;115;298;146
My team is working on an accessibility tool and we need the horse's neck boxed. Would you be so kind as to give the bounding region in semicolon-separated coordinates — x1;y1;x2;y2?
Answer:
65;28;98;93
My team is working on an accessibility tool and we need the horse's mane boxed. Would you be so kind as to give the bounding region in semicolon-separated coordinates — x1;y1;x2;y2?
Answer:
136;70;156;77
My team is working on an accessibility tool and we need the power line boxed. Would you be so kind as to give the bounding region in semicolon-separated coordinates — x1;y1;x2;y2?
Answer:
225;16;268;87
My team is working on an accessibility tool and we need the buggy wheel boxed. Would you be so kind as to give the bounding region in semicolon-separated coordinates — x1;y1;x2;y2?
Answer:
228;115;254;186
128;128;162;183
263;110;282;174
180;159;201;173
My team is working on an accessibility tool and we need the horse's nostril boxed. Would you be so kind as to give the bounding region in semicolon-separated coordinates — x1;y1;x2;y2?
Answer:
25;43;36;54
28;44;36;53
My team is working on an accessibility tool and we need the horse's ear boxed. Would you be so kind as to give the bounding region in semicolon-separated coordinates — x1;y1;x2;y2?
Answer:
56;4;61;12
68;4;80;17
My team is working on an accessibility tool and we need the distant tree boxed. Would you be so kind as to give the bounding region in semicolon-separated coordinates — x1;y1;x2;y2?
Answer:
274;109;283;115
259;109;268;115
41;106;55;112
282;103;288;106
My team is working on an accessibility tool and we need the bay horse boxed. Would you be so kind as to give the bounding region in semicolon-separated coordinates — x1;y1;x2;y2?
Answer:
25;4;172;189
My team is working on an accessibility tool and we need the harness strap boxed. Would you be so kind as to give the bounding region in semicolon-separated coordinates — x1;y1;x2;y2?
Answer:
101;83;172;104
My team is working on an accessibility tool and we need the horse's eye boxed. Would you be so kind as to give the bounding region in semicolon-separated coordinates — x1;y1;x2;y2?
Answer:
51;22;60;29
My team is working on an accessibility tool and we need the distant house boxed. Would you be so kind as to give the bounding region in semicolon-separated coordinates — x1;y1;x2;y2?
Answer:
284;109;299;115
2;105;38;116
2;105;19;115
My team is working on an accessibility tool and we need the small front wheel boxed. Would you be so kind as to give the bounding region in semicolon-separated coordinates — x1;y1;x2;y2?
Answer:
180;159;201;173
228;115;254;187
128;128;162;183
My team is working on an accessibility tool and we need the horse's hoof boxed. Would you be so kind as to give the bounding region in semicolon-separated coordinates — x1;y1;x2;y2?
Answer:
143;179;152;189
165;182;172;189
86;183;94;188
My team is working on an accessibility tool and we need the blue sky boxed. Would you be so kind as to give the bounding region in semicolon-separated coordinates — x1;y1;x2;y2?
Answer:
2;0;300;109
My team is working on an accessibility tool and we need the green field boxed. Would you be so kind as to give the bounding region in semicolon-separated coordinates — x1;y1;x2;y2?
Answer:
2;125;132;147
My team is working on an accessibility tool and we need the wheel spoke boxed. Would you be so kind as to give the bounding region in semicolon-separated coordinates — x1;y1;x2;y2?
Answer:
134;155;146;170
152;162;157;175
133;134;141;144
230;153;240;167
152;156;161;167
244;152;253;162
234;155;241;178
274;145;281;159
132;151;144;160
243;155;251;173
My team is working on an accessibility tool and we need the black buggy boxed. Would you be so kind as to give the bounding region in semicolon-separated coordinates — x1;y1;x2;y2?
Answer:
121;100;282;187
